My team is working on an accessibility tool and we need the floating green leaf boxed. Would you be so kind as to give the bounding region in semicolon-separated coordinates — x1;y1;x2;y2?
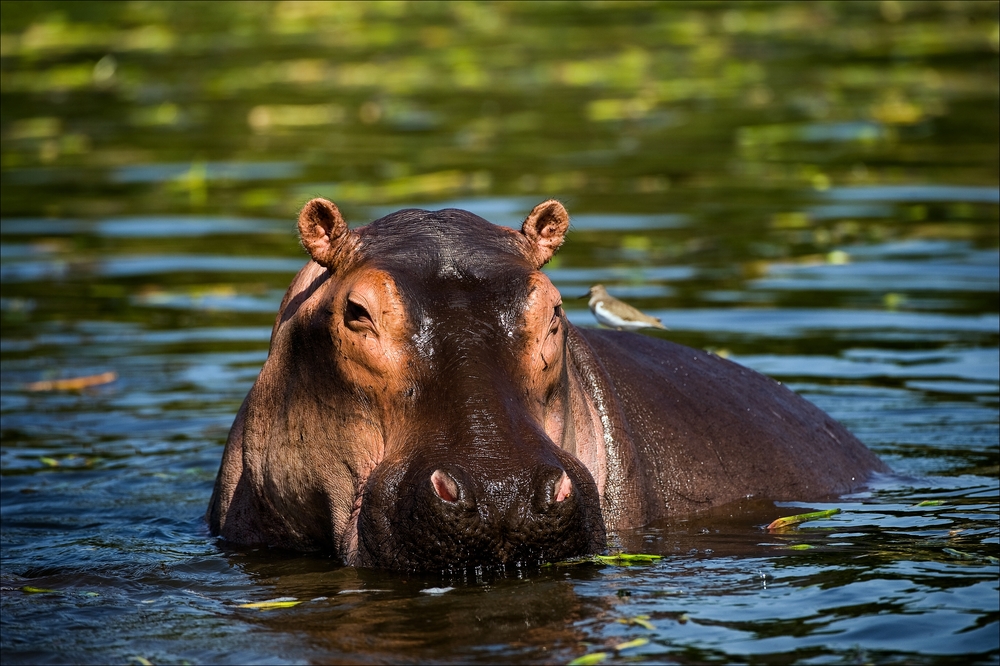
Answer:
21;586;58;594
568;652;608;665
238;598;301;610
39;457;60;467
542;556;591;567
545;553;663;567
914;500;944;507
593;553;663;565
943;548;977;560
787;544;815;550
617;615;655;630
766;508;841;531
614;637;649;651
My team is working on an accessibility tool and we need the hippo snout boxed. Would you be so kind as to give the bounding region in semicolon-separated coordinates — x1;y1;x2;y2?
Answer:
355;457;605;571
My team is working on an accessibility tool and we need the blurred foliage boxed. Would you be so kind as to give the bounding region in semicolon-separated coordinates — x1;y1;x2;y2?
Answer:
1;1;998;334
1;0;997;220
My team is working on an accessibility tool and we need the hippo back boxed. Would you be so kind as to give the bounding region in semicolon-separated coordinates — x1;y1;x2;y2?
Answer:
576;328;889;520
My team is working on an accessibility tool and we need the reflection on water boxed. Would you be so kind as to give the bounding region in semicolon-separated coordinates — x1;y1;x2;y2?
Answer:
2;2;998;664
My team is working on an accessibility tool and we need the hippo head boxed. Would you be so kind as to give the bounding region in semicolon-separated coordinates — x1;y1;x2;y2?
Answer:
229;198;606;570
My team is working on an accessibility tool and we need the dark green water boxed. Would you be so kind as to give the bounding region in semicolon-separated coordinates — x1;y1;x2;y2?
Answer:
1;2;998;664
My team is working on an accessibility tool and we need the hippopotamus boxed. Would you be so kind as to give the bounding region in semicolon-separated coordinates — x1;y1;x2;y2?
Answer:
207;198;888;570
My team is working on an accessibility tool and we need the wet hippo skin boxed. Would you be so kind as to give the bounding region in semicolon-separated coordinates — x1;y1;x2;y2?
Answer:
207;198;889;570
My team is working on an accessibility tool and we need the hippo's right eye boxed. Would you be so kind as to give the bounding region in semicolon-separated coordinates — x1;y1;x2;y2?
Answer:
345;298;374;329
549;304;563;331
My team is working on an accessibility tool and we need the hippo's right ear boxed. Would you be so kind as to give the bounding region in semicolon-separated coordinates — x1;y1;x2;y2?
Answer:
521;199;570;268
297;198;358;270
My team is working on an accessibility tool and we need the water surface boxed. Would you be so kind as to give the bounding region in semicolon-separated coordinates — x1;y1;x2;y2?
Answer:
2;2;998;664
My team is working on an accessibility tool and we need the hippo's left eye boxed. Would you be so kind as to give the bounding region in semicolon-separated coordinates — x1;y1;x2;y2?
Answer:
345;298;374;330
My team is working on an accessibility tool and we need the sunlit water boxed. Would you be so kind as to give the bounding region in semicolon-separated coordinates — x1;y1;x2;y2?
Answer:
2;2;999;664
2;197;997;665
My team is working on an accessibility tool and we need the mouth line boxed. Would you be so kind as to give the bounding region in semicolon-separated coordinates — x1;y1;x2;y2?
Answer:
341;479;367;566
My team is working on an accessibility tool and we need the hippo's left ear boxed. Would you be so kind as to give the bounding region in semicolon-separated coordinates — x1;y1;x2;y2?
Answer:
521;199;570;268
297;198;359;270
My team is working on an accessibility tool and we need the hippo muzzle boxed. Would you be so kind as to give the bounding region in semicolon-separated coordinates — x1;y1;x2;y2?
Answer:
355;432;605;571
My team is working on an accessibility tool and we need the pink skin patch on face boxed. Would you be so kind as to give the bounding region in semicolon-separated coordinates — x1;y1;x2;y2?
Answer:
431;469;459;503
555;472;572;502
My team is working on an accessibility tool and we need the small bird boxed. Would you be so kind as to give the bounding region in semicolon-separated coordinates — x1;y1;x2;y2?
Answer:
584;284;667;331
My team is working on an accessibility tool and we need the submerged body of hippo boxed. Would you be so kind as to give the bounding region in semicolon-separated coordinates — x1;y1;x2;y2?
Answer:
208;199;888;570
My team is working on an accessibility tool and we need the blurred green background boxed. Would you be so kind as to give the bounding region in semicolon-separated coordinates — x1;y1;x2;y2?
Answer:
3;0;997;220
3;0;998;338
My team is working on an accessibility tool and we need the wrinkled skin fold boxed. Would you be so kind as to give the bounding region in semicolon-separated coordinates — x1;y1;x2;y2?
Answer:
207;199;889;570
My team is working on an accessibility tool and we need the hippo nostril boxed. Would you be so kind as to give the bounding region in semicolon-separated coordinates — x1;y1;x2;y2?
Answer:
430;469;459;503
554;472;572;502
533;466;574;512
